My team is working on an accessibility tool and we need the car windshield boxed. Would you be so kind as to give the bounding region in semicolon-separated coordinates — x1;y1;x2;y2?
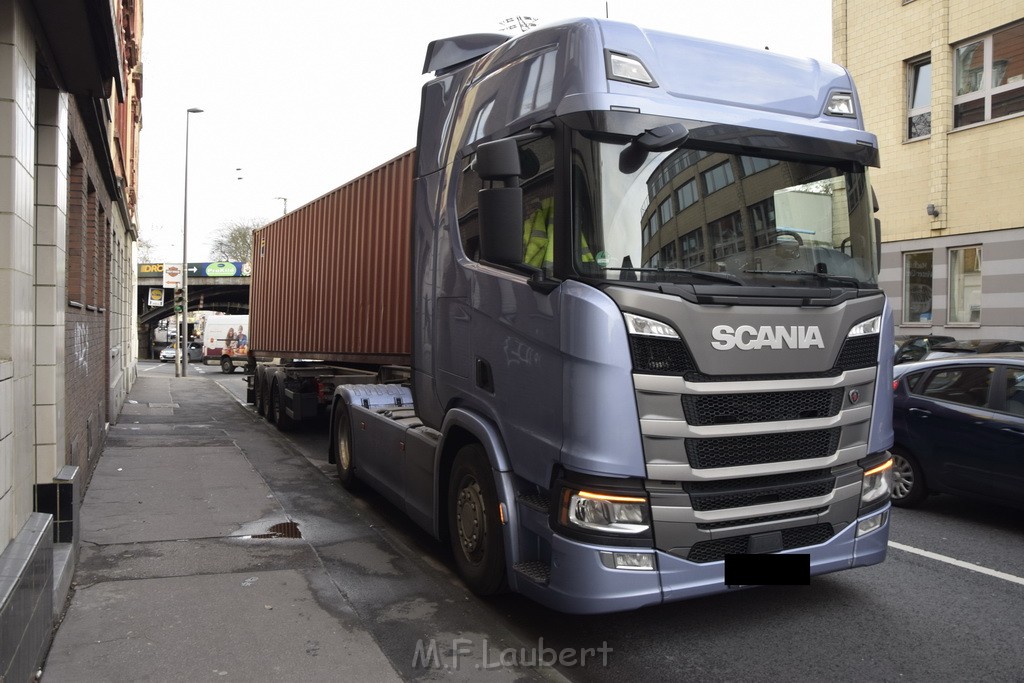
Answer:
569;128;879;288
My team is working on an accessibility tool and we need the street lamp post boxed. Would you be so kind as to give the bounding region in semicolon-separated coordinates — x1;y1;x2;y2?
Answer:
181;106;203;377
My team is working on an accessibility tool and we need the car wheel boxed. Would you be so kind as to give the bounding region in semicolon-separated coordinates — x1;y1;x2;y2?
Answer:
221;356;236;374
332;401;358;490
891;446;927;508
448;444;506;596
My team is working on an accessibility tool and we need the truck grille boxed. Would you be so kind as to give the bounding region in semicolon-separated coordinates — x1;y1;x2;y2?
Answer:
685;523;835;563
686;469;835;511
686;428;841;469
681;389;843;425
696;507;829;530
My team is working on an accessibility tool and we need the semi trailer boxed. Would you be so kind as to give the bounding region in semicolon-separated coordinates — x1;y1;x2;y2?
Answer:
247;17;895;613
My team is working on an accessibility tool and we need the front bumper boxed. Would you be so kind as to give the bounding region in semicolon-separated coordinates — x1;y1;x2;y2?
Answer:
512;505;890;615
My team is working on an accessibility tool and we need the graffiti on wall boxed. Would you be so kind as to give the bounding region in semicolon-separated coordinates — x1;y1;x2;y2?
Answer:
73;322;89;374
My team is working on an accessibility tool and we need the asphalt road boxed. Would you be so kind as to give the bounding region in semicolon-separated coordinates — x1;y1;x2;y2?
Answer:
155;360;1024;682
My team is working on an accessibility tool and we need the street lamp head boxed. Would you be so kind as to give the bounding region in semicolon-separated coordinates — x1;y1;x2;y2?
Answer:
187;107;204;114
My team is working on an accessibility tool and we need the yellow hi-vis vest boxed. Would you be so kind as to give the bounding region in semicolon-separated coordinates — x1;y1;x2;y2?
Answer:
522;197;594;270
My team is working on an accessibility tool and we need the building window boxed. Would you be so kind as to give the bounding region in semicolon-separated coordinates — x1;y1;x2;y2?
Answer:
907;58;932;138
748;198;776;249
648;149;706;198
644;214;659;245
658;198;673;225
954;23;1024;127
679;227;705;268
709;212;745;259
903;251;934;323
948;246;982;324
675;179;699;212
739;156;778;176
702;162;735;195
660;240;678;268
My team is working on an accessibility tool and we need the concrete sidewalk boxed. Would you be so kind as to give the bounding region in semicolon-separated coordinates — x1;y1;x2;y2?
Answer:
40;374;401;682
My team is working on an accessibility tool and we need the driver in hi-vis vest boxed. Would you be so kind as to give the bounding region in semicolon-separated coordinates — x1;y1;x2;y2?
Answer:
522;196;593;271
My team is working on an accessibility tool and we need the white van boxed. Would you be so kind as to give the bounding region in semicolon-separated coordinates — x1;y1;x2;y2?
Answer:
202;314;249;373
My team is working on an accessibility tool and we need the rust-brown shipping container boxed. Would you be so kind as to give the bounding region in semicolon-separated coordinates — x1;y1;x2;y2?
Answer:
249;150;414;364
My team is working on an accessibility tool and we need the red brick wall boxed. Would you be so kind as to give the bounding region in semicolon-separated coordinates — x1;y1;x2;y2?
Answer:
64;101;115;478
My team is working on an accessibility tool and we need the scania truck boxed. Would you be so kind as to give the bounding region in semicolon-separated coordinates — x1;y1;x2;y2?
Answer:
249;17;895;614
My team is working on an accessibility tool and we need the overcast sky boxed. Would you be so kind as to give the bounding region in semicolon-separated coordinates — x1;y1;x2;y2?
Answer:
137;0;833;264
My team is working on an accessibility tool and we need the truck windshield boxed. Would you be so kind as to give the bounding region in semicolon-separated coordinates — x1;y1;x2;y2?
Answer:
570;130;879;288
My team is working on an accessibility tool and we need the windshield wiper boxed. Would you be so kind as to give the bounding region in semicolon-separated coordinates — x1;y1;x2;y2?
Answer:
606;267;742;285
743;269;862;288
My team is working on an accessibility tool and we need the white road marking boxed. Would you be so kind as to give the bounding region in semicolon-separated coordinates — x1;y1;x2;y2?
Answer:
889;541;1024;587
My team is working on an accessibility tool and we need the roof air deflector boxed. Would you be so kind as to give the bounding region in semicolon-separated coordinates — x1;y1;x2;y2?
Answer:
422;33;510;76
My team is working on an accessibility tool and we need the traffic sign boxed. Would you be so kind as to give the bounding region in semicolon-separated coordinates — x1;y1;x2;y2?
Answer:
148;288;164;307
162;263;183;288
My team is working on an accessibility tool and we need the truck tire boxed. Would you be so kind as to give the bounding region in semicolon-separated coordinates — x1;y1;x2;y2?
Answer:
255;370;268;416
272;380;295;431
448;444;506;596
221;356;236;374
332;401;358;490
891;446;927;507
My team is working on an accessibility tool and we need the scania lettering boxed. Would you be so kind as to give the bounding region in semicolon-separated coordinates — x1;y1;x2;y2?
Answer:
711;325;826;350
247;18;895;614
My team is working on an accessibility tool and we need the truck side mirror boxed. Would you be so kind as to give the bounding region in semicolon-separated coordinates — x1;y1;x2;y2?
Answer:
476;138;525;267
474;138;521;181
479;185;523;265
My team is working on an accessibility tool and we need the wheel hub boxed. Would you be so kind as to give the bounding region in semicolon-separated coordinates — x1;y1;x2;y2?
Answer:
892;455;914;498
456;481;484;555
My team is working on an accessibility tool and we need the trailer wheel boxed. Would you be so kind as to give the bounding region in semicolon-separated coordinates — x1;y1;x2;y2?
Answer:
265;378;278;424
448;444;506;596
333;402;358;490
255;373;267;416
272;380;295;431
221;356;236;374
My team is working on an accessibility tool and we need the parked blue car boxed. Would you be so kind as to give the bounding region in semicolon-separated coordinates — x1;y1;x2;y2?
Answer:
890;353;1024;508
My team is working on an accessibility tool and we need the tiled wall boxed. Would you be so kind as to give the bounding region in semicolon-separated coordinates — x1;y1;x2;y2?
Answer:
0;513;53;683
0;0;38;549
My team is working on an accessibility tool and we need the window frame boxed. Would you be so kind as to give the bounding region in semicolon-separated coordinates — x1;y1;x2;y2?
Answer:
675;178;699;212
953;23;1024;128
702;161;735;196
947;245;982;325
902;250;934;325
907;56;932;140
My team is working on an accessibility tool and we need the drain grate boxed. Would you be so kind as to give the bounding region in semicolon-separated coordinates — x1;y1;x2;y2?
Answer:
251;521;302;539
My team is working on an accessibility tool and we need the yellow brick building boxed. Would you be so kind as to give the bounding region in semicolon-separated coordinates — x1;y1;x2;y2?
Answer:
834;0;1024;339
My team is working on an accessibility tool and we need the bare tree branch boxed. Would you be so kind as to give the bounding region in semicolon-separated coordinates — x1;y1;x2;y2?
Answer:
209;218;263;261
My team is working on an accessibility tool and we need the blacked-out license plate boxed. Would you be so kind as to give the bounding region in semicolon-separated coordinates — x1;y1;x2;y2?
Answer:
724;553;810;586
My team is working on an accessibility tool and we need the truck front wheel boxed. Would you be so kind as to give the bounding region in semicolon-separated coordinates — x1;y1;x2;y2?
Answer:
448;444;506;596
333;402;358;490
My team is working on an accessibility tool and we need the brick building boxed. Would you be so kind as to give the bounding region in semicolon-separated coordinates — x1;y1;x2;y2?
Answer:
834;0;1024;339
0;0;142;678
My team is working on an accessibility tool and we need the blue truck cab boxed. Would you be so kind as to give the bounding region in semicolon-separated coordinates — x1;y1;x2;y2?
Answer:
332;18;894;613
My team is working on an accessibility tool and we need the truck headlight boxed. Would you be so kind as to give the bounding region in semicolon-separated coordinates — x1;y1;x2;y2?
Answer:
848;315;881;338
560;489;650;535
860;457;893;508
